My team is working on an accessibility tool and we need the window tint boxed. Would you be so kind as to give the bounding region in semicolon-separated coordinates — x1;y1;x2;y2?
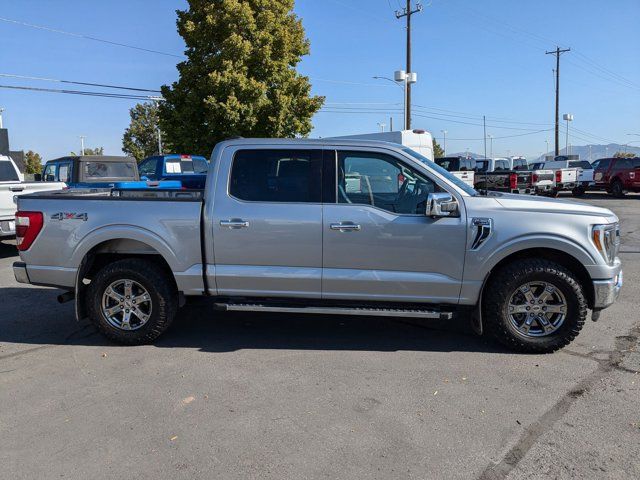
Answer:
0;161;20;181
512;159;528;170
495;160;510;170
43;163;56;182
192;158;208;173
82;161;136;179
475;160;489;172
595;158;611;170
57;163;71;183
634;158;640;168
230;149;322;203
615;158;633;169
435;158;459;171
338;151;439;214
138;159;156;177
569;161;593;169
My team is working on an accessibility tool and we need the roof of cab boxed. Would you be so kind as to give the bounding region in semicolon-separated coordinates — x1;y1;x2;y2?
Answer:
49;155;136;163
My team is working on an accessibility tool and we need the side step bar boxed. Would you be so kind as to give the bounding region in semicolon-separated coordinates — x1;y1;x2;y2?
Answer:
215;303;453;320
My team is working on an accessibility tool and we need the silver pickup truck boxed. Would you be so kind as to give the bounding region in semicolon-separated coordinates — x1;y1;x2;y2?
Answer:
13;139;623;353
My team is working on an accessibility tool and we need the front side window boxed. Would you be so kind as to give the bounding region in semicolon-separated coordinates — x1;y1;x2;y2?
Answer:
57;163;71;183
338;151;439;214
230;149;322;203
43;164;56;182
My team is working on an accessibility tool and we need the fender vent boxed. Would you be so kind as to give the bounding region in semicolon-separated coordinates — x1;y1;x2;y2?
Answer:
471;218;493;250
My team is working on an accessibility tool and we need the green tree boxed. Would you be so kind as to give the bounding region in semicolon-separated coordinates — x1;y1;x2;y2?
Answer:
123;102;163;162
71;147;104;156
24;150;43;174
613;151;635;158
432;139;445;158
159;0;324;154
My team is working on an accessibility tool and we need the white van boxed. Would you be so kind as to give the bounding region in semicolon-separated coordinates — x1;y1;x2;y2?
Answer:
330;129;434;161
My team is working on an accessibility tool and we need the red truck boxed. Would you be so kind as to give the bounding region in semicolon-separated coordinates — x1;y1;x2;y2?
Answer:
592;157;640;197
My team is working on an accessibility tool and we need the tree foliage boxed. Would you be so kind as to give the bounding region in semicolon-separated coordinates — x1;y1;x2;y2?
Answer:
432;139;445;158
123;102;162;162
159;0;325;154
71;147;104;156
613;151;635;158
24;150;43;174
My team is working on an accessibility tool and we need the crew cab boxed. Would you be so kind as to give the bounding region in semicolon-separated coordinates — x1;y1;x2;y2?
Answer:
434;156;475;188
592;157;640;197
474;158;533;194
0;155;65;240
138;154;209;190
13;139;622;353
545;157;594;196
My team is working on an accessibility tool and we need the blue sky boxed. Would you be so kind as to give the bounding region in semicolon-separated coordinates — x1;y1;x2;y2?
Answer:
1;0;639;160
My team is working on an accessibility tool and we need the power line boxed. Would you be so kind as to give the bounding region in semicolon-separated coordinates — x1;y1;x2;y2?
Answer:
0;16;183;59
0;73;161;93
0;84;153;100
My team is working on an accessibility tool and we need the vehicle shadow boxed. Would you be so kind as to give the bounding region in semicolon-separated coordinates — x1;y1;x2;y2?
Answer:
0;240;18;259
0;287;509;355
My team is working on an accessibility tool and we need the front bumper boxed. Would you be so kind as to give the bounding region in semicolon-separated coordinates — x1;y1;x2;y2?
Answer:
13;261;30;284
593;270;623;309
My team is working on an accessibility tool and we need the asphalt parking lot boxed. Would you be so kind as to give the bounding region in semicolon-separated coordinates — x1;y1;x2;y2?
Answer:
1;192;638;480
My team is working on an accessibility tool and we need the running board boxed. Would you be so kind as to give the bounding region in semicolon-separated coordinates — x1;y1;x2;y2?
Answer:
215;303;452;320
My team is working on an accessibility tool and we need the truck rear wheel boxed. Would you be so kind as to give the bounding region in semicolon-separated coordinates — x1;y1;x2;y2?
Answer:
86;258;178;345
610;179;625;198
483;258;587;353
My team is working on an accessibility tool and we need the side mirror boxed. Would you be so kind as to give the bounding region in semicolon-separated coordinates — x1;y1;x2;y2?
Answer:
34;173;42;181
426;192;459;218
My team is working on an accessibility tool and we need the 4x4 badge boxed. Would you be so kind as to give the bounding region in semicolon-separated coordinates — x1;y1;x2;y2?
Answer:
51;212;88;221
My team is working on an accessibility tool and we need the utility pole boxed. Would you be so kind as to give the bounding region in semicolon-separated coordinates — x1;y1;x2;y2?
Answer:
488;134;494;158
79;136;86;156
546;46;570;156
395;1;422;130
0;107;4;129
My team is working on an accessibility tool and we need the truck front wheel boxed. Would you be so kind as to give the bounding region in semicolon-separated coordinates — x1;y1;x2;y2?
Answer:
86;258;178;345
483;258;587;353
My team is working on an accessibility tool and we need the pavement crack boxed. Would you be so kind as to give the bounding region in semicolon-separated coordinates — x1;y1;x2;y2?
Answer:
477;323;640;480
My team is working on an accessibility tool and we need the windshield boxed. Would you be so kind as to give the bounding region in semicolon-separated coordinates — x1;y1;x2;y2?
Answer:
0;160;19;182
435;158;460;171
402;148;477;195
82;161;137;180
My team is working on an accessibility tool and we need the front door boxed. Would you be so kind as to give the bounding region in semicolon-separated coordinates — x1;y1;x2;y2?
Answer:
211;147;324;298
322;149;467;304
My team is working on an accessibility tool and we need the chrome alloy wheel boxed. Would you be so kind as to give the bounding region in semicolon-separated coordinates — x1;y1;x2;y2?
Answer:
507;281;567;337
101;279;152;331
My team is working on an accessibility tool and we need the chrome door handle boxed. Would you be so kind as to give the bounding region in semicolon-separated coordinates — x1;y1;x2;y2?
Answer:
9;186;25;192
330;222;361;231
220;219;249;229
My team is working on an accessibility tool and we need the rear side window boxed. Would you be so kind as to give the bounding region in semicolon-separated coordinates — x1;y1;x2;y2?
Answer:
435;158;459;171
0;161;19;181
569;161;593;169
615;158;633;169
83;161;136;179
495;160;510;170
595;159;611;170
57;163;71;183
230;149;322;203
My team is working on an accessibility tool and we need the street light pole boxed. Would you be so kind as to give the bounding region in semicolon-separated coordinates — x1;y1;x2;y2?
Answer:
488;135;494;158
563;113;573;155
441;130;447;155
79;136;86;156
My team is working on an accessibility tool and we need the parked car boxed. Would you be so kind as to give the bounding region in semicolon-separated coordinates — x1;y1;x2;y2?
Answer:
474;158;533;194
434;156;475;188
0;155;65;240
13;138;622;353
592;157;640;197
527;162;555;195
544;158;594;196
138;154;209;190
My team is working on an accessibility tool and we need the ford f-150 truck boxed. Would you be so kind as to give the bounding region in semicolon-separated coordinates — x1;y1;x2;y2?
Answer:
1;155;65;240
473;158;534;194
13;139;622;353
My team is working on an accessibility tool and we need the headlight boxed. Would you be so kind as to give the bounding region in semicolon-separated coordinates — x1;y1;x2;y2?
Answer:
592;223;620;264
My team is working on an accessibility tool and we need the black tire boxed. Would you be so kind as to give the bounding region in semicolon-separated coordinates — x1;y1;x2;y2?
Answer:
86;258;178;345
550;189;560;198
610;179;624;198
483;258;587;353
571;187;585;197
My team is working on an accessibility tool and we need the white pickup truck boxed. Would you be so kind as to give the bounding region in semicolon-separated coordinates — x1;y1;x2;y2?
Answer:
545;159;593;197
0;155;65;240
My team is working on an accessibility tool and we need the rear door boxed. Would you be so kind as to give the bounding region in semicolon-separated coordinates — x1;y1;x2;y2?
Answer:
211;147;324;298
322;147;466;303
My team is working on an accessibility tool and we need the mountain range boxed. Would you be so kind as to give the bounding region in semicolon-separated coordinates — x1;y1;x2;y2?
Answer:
449;143;640;162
